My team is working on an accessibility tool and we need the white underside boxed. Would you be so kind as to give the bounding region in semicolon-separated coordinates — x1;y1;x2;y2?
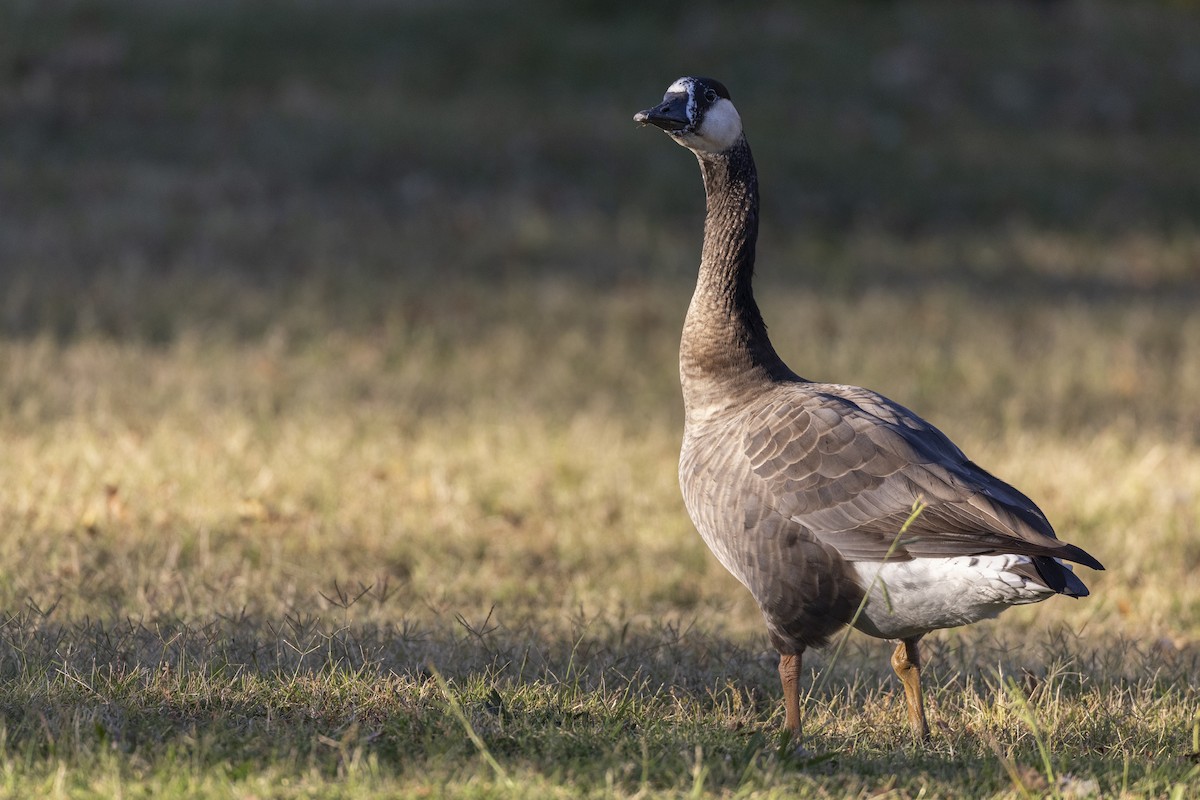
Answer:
849;554;1055;640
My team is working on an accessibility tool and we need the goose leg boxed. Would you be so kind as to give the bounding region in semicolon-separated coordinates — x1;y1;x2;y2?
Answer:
890;637;930;741
778;651;803;738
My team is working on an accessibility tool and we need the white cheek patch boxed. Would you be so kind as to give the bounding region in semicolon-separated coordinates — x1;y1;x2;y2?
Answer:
690;98;743;153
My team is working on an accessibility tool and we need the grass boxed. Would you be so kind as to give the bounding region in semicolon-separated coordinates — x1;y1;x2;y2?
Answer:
2;0;1200;796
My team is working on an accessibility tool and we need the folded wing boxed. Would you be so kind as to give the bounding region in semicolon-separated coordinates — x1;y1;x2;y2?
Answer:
744;383;1104;571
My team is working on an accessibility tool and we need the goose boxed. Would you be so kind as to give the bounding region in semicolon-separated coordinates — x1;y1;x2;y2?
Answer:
634;76;1103;743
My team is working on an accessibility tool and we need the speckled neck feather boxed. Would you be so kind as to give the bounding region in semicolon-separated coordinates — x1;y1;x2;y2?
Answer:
680;135;797;419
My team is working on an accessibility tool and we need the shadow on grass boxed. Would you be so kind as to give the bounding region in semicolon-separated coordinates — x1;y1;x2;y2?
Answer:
1;604;1196;793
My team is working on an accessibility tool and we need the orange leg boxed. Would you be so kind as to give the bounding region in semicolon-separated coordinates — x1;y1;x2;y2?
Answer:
778;652;803;739
890;637;931;741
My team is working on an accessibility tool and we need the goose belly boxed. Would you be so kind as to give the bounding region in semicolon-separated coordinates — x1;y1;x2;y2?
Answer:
849;555;1055;640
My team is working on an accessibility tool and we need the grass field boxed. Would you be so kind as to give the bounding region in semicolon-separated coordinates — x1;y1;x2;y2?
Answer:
2;1;1200;796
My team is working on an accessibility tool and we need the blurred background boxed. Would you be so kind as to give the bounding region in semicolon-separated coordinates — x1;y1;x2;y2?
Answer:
1;0;1199;636
5;1;1199;322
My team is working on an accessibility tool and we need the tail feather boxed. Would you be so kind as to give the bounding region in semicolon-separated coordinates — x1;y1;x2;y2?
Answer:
1031;556;1090;598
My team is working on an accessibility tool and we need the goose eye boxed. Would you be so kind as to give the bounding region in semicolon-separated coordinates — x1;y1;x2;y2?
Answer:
704;88;717;102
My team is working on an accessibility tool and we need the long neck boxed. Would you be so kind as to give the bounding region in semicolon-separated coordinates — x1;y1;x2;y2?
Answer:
680;135;796;417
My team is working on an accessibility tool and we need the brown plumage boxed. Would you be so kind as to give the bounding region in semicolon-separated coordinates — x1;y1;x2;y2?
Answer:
635;76;1103;744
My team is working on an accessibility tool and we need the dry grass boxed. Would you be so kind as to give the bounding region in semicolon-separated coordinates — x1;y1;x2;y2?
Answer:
1;0;1200;796
2;280;1198;797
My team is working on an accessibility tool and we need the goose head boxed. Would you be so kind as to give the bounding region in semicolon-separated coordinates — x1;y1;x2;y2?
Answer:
635;76;743;154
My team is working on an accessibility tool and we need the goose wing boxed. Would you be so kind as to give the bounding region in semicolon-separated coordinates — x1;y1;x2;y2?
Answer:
744;383;1103;569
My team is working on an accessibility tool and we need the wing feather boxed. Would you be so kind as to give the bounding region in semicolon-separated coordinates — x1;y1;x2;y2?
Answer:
744;383;1104;569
